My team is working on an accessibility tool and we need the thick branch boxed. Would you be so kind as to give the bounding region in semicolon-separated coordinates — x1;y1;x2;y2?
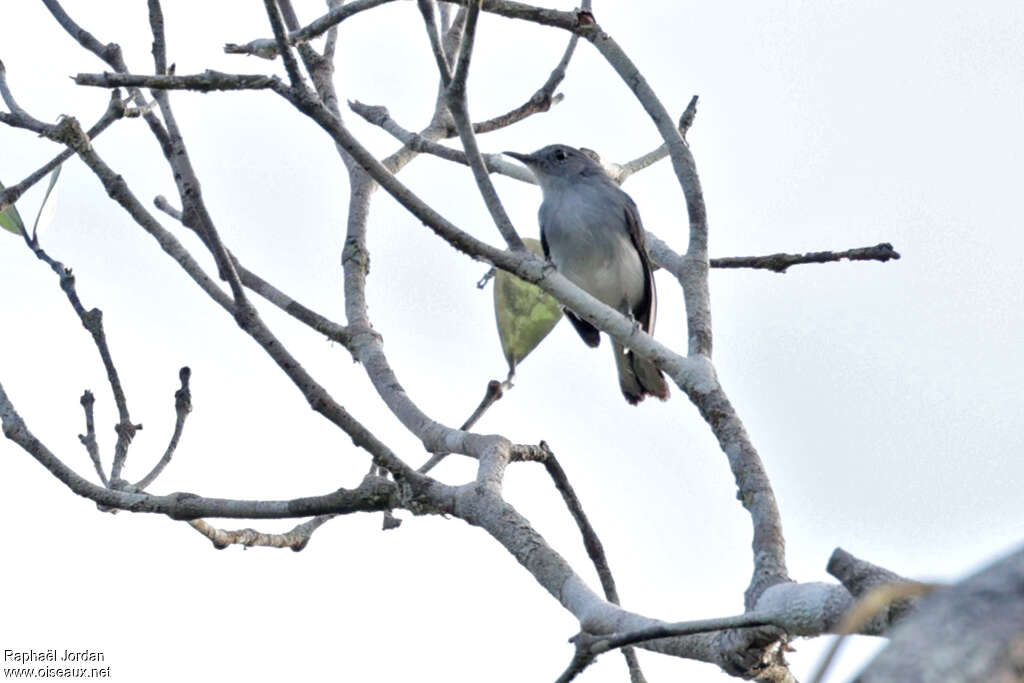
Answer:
854;544;1024;681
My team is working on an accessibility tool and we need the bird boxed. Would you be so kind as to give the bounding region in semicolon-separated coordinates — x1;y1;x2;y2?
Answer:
504;144;669;405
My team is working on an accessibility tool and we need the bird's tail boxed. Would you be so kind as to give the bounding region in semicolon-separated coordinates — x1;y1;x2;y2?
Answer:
613;342;670;405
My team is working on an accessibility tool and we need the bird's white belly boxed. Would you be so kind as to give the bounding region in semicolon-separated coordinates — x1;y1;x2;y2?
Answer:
547;223;645;312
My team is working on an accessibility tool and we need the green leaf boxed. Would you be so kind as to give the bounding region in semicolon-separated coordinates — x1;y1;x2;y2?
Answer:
32;164;62;239
493;238;563;371
0;178;26;236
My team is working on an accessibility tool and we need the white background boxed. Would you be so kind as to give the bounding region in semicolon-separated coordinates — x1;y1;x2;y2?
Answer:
1;1;1022;681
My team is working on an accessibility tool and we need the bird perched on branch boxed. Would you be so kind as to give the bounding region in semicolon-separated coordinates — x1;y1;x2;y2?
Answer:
505;144;669;405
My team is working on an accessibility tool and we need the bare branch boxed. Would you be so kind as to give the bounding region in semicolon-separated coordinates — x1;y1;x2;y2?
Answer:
436;0;525;249
263;0;305;88
0;384;418;518
710;243;901;273
536;445;647;682
611;95;699;184
289;0;399;43
189;515;335;551
348;99;533;182
856;544;1024;682
134;367;193;491
17;216;142;485
77;391;106;486
74;71;282;92
558;613;780;682
0;91;125;213
147;0;168;75
457;2;585;137
809;581;938;683
417;0;454;85
0;60;43;124
153;196;353;348
41;0;172;149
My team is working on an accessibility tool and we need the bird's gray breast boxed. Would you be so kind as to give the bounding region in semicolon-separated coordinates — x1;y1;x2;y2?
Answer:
539;180;645;313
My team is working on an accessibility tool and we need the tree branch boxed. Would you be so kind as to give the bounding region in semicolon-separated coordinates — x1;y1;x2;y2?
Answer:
348;99;533;181
0;384;425;519
263;0;305;88
17;214;142;486
189;514;335;551
710;243;901;273
134;367;193;491
42;0;172;150
77;391;106;486
74;70;282;92
153;195;353;349
435;0;525;250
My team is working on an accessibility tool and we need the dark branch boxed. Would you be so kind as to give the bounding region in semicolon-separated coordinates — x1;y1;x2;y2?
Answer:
153;196;353;349
0;389;418;519
537;443;648;682
557;613;779;682
77;390;106;486
134;367;193;490
17;218;141;485
74;71;282;92
710;243;901;273
263;0;305;88
0;92;125;217
42;0;172;149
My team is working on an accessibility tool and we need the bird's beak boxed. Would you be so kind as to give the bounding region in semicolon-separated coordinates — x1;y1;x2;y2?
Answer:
503;151;536;165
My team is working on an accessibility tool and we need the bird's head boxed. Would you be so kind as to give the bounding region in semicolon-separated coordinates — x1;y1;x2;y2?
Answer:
504;145;604;192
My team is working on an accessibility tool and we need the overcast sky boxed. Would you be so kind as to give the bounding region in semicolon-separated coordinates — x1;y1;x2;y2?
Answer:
2;1;1023;681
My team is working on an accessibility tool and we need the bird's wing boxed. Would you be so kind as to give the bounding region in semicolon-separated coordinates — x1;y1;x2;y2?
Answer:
623;197;657;336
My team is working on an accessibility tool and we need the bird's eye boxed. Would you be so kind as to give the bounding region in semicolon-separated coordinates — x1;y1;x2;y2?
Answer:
554;148;567;161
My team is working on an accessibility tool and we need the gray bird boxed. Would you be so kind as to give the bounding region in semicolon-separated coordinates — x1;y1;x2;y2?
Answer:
505;144;669;405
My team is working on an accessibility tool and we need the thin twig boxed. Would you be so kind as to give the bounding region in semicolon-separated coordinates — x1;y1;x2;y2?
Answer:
611;95;699;184
439;0;524;249
77;390;107;486
0;92;125;212
449;0;588;138
153;196;353;348
134;367;192;490
417;376;513;474
15;202;142;485
557;612;780;682
710;243;901;273
0;389;413;517
42;0;172;149
0;60;43;124
536;444;647;682
263;0;305;88
287;0;398;44
417;0;453;85
348;100;533;181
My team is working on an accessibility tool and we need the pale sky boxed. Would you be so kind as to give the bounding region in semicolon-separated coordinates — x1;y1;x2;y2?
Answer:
2;1;1023;681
